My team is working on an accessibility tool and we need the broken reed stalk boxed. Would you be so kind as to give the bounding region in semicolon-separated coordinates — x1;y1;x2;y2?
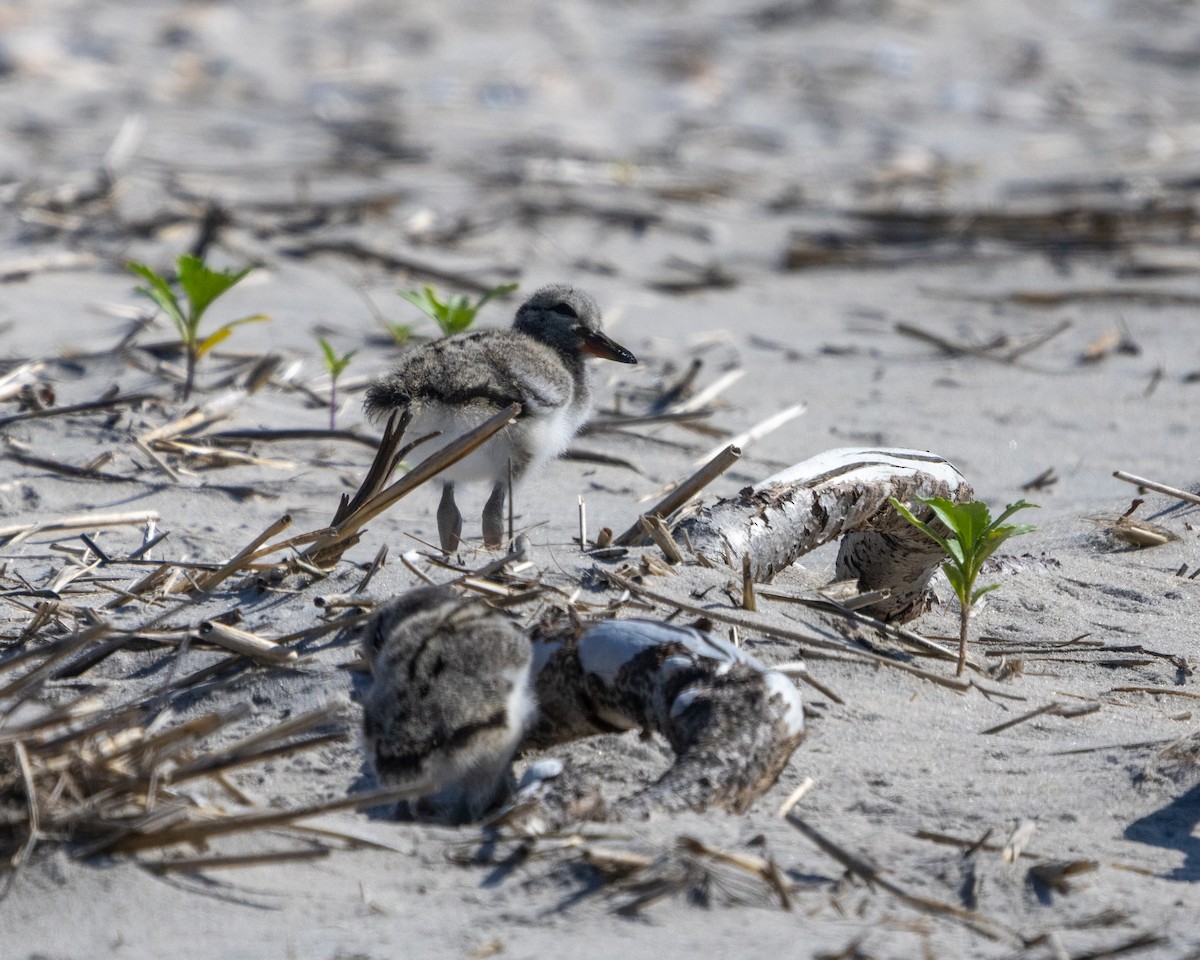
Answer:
755;586;984;671
197;621;298;664
0;624;110;702
614;444;741;546
784;811;1008;941
185;515;293;594
11;742;39;871
137;390;246;445
742;554;756;611
329;409;414;526
2;639;429;868
145;847;332;874
675;835;792;910
639;515;683;564
0;392;156;430
302;402;521;567
980;700;1100;735
1112;470;1200;507
0;510;159;544
108;783;433;854
692;403;805;466
603;570;971;691
776;776;816;817
672;368;743;414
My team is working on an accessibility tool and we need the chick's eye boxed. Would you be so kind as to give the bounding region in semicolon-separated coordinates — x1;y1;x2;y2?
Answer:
549;302;578;319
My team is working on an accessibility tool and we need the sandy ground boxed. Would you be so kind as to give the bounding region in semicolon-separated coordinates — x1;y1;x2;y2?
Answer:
2;0;1200;957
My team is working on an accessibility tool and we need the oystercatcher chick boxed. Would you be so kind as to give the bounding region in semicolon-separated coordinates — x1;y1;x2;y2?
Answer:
365;283;636;554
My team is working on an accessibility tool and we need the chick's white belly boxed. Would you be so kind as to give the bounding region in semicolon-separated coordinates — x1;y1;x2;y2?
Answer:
410;402;580;486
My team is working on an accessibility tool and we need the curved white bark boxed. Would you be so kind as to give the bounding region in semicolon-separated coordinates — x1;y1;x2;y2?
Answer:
676;447;972;622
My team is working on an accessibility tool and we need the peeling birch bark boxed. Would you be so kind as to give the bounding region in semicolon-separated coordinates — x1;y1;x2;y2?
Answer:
526;617;805;818
675;447;972;622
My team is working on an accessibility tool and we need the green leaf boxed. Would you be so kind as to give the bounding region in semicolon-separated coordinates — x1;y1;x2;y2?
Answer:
919;497;990;552
974;522;1039;567
986;499;1040;534
943;538;966;566
399;282;519;336
177;255;254;325
942;563;968;605
382;322;412;345
971;582;1001;605
472;282;519;313
890;497;956;558
398;286;447;326
128;262;188;338
318;337;357;378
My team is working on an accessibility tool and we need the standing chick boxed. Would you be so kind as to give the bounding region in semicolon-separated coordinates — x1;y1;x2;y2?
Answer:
365;284;636;553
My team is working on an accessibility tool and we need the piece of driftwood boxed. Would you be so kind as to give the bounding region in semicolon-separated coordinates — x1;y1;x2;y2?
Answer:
360;589;805;824
674;447;973;622
527;615;805;818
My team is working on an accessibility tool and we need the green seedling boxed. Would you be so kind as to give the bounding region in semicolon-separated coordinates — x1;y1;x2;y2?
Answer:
889;495;1039;677
317;336;357;430
379;320;413;347
398;282;518;336
128;255;268;400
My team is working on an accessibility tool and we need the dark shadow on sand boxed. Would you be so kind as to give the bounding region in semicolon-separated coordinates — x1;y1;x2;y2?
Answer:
1124;782;1200;882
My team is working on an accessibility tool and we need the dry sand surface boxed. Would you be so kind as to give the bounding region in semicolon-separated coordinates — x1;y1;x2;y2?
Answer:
2;0;1199;957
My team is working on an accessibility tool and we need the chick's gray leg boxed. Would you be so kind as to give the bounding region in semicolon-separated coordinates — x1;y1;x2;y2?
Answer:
437;481;463;555
481;481;507;549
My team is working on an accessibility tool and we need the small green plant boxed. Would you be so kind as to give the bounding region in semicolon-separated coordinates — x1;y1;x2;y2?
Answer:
889;495;1039;677
128;255;268;400
379;320;413;347
398;282;518;336
317;336;357;430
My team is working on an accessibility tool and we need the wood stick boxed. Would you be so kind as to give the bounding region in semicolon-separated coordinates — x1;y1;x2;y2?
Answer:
107;783;434;853
1112;470;1200;507
186;515;293;594
603;570;971;691
197;621;298;664
138;390;246;445
0;510;159;543
742;553;757;611
673;369;744;413
614;445;741;546
0;392;155;429
144;848;331;874
785;812;1007;940
980;701;1063;735
693;403;805;466
639;515;683;564
303;403;520;565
